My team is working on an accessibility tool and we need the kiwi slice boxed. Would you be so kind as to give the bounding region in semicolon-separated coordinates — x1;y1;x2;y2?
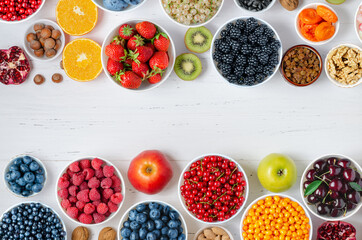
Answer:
174;53;202;81
184;27;213;53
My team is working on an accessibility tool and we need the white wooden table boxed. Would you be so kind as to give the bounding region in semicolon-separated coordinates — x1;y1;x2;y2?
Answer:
0;0;361;239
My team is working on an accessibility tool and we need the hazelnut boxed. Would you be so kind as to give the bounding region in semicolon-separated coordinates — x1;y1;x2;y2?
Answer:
34;48;44;57
72;226;89;240
98;227;116;240
39;38;45;47
60;60;64;69
45;49;56;58
45;25;54;31
36;31;41;39
33;74;45;85
26;33;37;42
52;73;63;83
54;40;62;51
40;28;51;39
30;40;41;50
33;23;44;32
51;29;61;40
44;38;56;50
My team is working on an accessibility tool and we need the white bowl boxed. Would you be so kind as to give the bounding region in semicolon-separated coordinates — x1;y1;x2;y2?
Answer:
101;19;175;92
92;0;146;13
325;43;362;88
56;156;126;226
23;19;65;62
0;0;46;24
194;225;234;240
295;3;340;46
354;3;362;44
159;0;224;28
210;17;283;88
4;154;47;198
300;154;362;221
118;200;188;240
240;194;313;240
178;153;249;224
233;0;276;13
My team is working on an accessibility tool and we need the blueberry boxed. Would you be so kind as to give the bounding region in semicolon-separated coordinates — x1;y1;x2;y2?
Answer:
149;209;161;220
35;174;45;184
9;164;19;172
154;219;163;229
130;221;141;231
152;229;161;238
29;162;39;171
168;228;178;238
148;202;159;210
124;0;142;5
25;183;33;191
161;216;169;223
103;0;128;11
121;227;132;238
20;164;30;173
22;190;31;197
135;213;147;223
123;220;131;228
10;170;21;180
23;156;33;164
161;227;169;235
32;184;43;193
35;168;44;175
10;184;22;194
169;210;179;220
129;231;139;240
16;177;26;186
5;172;12;182
136;204;147;212
129;209;138;221
24;172;35;183
13;157;23;165
178;235;186;240
139;227;147;239
160;236;168;240
167;220;179;228
146;220;155;231
146;232;156;240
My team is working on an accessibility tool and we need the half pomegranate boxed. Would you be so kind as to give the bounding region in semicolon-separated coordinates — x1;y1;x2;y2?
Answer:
317;221;356;240
0;46;31;85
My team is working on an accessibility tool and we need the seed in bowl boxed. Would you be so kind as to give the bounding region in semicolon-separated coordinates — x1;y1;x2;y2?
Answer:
197;227;231;240
213;18;281;86
242;196;311;240
180;155;247;222
237;0;273;12
161;0;222;25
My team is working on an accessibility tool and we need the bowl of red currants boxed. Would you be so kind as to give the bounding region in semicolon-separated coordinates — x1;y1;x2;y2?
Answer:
300;154;362;221
0;0;46;24
178;154;249;224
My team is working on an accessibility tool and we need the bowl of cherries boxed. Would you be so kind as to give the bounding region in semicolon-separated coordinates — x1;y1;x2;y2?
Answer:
178;154;249;224
300;154;362;221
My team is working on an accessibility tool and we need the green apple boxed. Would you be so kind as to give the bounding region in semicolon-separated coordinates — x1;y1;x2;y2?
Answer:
257;153;297;193
325;0;345;5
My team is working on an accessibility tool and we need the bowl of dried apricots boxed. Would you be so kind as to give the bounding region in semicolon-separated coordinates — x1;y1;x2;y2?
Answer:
295;3;339;45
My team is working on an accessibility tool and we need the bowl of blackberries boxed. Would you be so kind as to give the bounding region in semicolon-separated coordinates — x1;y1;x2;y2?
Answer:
234;0;276;13
118;200;187;240
211;17;282;87
4;155;47;197
301;154;362;221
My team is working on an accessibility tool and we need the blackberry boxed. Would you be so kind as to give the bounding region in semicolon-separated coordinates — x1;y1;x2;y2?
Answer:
248;34;258;45
238;35;248;44
264;27;275;38
257;52;269;65
257;35;269;46
235;19;246;30
240;44;252;55
213;51;223;62
229;27;242;39
214;39;222;49
252;47;261;56
236;54;247;66
220;30;229;38
255;64;264;73
226;74;239;84
234;65;245;77
263;65;274;76
244;76;256;86
245;18;259;33
270;39;281;51
230;40;241;52
226;23;234;31
255;73;266;83
268;54;279;66
245;65;256;76
218;63;232;75
222;54;234;64
248;56;258;67
261;45;273;55
254;26;264;36
218;41;231;54
236;77;245;85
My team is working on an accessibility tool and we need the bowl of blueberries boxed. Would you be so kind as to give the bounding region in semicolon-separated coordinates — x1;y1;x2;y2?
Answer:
234;0;276;13
4;154;47;198
0;202;67;239
118;200;187;240
211;17;282;87
92;0;146;13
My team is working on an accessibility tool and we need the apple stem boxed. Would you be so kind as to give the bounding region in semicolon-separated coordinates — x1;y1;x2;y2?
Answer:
146;167;152;173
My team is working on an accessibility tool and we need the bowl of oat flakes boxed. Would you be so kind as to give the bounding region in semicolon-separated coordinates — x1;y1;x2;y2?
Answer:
325;44;362;88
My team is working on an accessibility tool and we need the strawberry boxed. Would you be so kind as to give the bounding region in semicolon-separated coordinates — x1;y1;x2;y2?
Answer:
135;21;157;39
116;71;142;89
130;46;153;63
145;43;155;55
132;61;149;79
111;36;125;47
127;35;144;51
149;52;169;70
124;58;133;68
105;43;127;62
119;24;135;40
148;73;162;84
107;58;124;76
153;33;170;52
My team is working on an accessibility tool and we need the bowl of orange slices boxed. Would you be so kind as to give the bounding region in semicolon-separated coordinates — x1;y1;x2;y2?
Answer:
295;3;339;45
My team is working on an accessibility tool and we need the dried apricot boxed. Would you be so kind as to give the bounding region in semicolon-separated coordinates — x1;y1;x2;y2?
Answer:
301;23;318;42
316;5;338;23
299;8;323;25
315;22;335;41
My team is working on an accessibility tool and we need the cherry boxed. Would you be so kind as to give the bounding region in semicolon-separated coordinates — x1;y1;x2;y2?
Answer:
337;159;351;168
347;201;357;211
329;178;343;192
332;197;346;209
307;194;319;204
317;203;330;215
347;191;360;204
306;169;317;181
329;165;343;177
326;157;338;166
303;180;312;190
314;184;328;198
330;208;343;217
343;168;356;182
314;159;328;173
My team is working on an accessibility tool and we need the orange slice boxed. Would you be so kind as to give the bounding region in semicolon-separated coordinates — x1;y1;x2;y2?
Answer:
56;0;98;36
62;38;102;82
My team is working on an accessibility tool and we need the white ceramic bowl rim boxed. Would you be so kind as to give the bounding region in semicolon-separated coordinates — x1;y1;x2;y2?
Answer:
56;156;126;226
240;193;313;240
354;3;362;44
194;225;234;240
233;0;276;13
178;153;250;224
0;0;46;24
4;154;47;198
300;154;362;221
91;0;147;13
210;16;283;88
118;199;188;240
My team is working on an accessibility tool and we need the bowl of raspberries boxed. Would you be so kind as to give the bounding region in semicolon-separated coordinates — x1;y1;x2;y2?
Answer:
211;17;282;87
92;0;146;13
56;157;125;225
102;20;175;91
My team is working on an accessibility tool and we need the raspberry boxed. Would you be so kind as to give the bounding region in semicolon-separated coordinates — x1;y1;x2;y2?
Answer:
58;177;70;189
69;196;77;203
77;189;90;203
101;196;109;204
83;168;95;180
91;158;104;170
78;213;93;224
102;188;114;199
80;159;91;170
84;203;96;214
67;168;75;177
72;172;85;186
69;161;81;172
108;201;119;213
93;213;105;224
75;201;85;211
97;203;108;215
113;186;122;193
67;207;79;219
89;188;101;201
79;182;89;191
61;199;71;209
88;177;100;188
110;193;123;204
95;169;104;178
57;189;68;199
61;173;70;180
111;175;121;188
103;165;115;178
68;185;79;197
92;200;101;207
105;211;111;217
101;178;112;189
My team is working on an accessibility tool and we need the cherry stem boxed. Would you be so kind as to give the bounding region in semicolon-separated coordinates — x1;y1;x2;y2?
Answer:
230;167;238;177
315;175;329;185
322;190;330;204
216;172;225;181
213;192;227;204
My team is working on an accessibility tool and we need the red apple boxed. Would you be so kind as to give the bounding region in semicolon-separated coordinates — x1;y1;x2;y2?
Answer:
128;150;173;194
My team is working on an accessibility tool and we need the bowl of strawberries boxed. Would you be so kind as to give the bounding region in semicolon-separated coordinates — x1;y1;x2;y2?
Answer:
102;20;175;91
